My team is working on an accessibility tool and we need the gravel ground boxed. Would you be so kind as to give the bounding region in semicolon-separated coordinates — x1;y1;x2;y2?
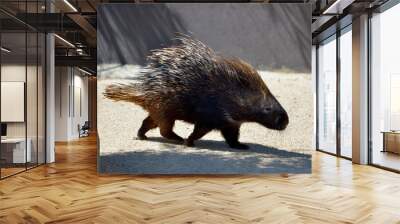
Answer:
97;65;313;174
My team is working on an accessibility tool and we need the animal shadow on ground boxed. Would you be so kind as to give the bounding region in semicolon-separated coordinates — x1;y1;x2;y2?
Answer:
99;136;311;174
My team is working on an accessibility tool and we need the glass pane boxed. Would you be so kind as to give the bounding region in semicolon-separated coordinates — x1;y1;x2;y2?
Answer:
318;36;337;154
27;31;38;169
1;30;27;177
38;33;45;165
26;0;40;170
0;1;46;178
371;4;400;171
340;28;352;158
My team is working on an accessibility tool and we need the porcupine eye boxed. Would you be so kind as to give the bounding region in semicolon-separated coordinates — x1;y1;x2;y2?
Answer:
263;107;272;113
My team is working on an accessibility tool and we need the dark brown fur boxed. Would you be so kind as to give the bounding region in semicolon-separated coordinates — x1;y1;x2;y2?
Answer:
104;35;288;149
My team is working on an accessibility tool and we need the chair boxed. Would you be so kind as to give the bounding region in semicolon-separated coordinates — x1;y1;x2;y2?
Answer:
79;121;90;138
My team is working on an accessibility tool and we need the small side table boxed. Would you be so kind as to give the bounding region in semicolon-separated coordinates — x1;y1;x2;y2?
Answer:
381;131;400;154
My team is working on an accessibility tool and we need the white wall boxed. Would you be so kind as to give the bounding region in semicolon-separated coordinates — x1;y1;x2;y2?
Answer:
1;65;35;138
55;66;70;141
71;73;89;138
55;67;89;141
1;65;26;142
1;63;46;164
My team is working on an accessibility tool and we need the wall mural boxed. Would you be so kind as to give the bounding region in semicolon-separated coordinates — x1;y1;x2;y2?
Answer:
97;3;312;174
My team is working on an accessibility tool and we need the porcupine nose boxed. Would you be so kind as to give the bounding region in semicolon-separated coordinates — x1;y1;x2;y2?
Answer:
274;110;289;130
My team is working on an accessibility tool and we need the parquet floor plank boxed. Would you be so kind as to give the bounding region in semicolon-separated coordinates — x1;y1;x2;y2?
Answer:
0;135;399;223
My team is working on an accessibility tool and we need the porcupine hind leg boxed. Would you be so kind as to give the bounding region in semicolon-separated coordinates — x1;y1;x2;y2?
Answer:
221;124;249;150
185;124;212;147
159;119;184;143
137;116;158;140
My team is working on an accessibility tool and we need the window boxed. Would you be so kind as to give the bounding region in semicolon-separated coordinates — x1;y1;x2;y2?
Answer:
316;24;353;158
317;35;337;154
370;2;400;171
339;27;352;158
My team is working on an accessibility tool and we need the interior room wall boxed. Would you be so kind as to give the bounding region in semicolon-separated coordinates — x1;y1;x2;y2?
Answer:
1;64;38;139
55;66;70;141
55;66;89;141
1;62;45;167
72;72;89;138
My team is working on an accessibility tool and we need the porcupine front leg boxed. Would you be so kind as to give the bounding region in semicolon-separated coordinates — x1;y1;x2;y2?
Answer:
159;119;184;143
221;124;249;150
185;124;212;147
137;116;158;140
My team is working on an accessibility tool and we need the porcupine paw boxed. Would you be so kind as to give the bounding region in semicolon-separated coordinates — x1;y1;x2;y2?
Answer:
137;134;148;140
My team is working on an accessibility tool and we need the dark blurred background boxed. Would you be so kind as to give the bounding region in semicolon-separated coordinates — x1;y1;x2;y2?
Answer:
98;3;311;73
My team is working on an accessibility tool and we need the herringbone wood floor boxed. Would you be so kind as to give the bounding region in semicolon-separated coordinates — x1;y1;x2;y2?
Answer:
1;135;400;224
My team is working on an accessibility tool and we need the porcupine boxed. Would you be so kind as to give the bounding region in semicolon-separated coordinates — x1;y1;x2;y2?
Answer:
104;35;289;149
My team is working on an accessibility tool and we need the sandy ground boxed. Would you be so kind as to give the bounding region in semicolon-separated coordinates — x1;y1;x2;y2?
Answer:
97;65;313;174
